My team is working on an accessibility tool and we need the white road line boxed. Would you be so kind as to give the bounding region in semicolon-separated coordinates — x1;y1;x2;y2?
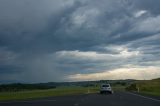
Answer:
127;92;160;102
83;92;98;94
0;99;57;104
74;103;79;106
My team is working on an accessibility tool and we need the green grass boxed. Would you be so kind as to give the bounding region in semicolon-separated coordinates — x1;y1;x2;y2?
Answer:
137;78;160;96
0;86;99;101
112;85;126;92
0;85;127;101
126;78;160;96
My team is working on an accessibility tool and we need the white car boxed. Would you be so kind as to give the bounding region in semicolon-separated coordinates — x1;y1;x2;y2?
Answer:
100;84;113;94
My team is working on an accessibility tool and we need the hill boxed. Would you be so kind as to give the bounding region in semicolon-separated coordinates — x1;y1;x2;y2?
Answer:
126;78;160;96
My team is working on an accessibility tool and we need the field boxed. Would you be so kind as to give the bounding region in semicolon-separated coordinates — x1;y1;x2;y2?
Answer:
126;78;160;96
0;86;99;101
0;85;127;101
112;85;126;92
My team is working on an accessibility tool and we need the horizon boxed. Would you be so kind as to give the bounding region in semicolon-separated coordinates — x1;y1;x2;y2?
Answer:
1;77;160;85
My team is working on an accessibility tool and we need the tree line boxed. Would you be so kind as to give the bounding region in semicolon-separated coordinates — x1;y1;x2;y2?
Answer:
0;83;56;92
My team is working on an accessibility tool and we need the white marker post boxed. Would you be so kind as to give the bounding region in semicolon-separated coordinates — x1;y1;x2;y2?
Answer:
137;87;139;93
87;89;90;93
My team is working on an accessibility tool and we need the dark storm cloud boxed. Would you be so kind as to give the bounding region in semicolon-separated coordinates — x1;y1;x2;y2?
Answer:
134;0;160;15
0;0;160;83
0;65;22;74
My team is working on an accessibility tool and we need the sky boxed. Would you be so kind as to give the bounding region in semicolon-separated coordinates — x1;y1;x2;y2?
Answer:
0;0;160;83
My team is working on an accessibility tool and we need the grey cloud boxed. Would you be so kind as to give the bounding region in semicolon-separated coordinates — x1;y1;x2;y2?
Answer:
133;0;160;16
0;0;160;83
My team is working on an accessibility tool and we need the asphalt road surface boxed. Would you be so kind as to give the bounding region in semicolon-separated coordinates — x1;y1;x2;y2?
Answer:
0;92;160;106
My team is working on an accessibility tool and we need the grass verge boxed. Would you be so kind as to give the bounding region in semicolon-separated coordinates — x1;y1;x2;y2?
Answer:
0;86;98;101
126;78;160;96
0;84;128;101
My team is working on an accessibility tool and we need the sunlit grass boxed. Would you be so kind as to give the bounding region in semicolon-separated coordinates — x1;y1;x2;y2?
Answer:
126;78;160;96
137;79;160;96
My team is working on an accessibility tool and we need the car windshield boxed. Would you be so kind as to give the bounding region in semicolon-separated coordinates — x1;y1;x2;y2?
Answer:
102;85;109;87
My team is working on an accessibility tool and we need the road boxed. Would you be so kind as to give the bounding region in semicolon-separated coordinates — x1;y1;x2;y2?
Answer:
0;92;160;106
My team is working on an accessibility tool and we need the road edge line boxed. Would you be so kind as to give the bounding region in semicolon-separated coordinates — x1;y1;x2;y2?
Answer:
127;92;160;102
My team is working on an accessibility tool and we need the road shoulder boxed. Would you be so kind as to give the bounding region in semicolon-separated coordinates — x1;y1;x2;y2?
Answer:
127;92;160;102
